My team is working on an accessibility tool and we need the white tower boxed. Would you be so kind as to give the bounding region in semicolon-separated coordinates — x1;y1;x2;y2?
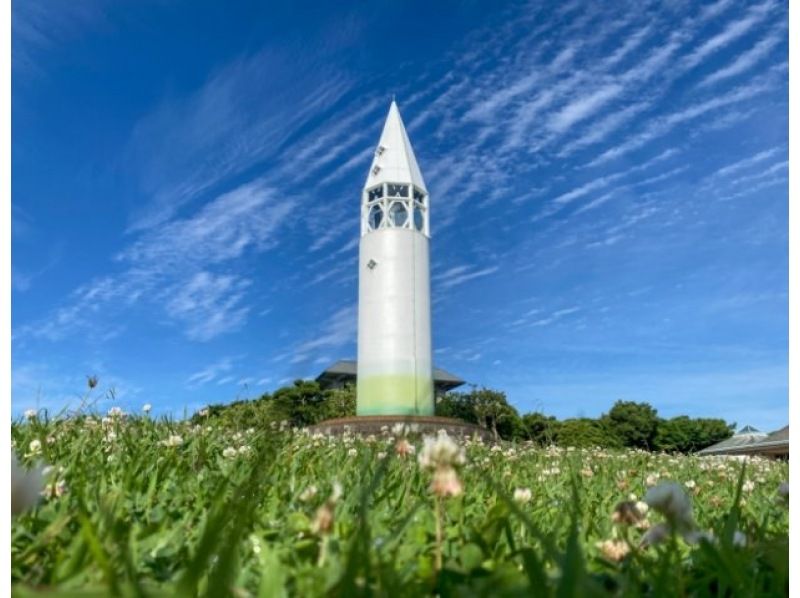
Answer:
357;101;434;416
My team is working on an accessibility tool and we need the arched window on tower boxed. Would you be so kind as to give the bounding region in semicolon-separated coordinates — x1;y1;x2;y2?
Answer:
413;204;425;231
388;202;408;227
368;204;384;230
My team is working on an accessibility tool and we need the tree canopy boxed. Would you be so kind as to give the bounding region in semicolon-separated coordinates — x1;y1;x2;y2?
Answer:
196;382;732;454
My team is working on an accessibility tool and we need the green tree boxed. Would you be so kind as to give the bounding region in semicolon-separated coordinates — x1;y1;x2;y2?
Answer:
436;388;522;441
321;385;356;420
520;412;560;445
555;418;619;448
655;416;732;453
270;380;329;427
435;393;479;424
603;400;659;450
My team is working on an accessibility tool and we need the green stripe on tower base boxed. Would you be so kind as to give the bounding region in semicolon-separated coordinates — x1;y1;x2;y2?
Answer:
357;374;434;416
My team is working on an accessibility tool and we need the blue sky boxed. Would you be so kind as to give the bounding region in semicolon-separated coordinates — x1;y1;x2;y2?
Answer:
11;0;788;430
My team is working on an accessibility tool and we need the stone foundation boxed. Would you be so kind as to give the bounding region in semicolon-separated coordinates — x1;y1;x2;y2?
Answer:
308;415;493;441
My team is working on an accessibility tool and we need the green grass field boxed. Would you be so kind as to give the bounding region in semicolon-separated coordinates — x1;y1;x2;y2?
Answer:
11;410;789;597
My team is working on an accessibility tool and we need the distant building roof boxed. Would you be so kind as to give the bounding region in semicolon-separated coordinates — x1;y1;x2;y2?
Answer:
736;425;763;435
316;360;465;393
698;424;788;458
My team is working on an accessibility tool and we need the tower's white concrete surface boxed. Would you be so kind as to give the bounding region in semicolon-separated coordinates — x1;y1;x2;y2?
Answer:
357;101;433;416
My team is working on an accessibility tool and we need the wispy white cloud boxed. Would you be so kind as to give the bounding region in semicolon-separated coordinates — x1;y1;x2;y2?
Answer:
530;306;581;327
187;356;238;387
557;101;650;156
704;146;784;182
699;27;785;88
12;0;107;74
682;1;774;71
165;272;252;341
544;148;681;218
717;175;787;202
288;305;357;363
434;265;499;290
697;0;737;23
21;179;292;342
603;24;654;67
548;84;624;133
126;49;349;231
588;78;772;166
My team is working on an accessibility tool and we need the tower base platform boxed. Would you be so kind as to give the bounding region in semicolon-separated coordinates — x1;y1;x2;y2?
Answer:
308;415;493;441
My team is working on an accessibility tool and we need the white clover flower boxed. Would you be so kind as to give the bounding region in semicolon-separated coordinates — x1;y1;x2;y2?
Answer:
311;502;334;535
250;535;262;555
11;454;42;515
161;435;183;447
238;445;252;455
41;479;68;500
635;501;649;516
24;409;37;420
684;480;696;490
198;408;210;417
377;451;387;460
107;407;124;418
513;487;532;504
142;404;152;413
430;466;463;498
732;530;747;548
222;447;238;459
742;480;755;492
299;485;318;502
28;439;42;455
46;436;56;445
395;438;415;457
596;539;630;562
418;433;466;470
392;423;408;437
331;481;343;503
347;448;358;457
646;473;660;487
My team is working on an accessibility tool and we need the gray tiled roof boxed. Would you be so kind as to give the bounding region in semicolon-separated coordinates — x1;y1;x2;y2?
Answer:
698;424;788;456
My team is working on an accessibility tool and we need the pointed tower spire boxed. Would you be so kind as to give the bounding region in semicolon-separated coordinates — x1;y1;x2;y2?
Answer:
357;101;434;417
364;101;427;192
